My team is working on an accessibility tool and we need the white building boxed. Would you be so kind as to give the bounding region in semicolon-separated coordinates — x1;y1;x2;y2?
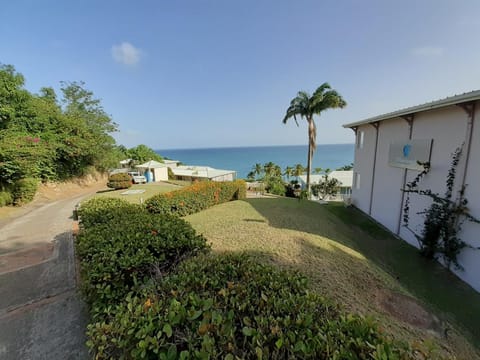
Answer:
172;166;236;182
343;91;480;292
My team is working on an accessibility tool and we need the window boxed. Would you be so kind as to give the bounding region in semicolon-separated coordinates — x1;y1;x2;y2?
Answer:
356;131;364;149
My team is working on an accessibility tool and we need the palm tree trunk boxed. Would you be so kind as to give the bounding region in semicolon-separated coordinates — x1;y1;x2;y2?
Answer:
306;118;314;197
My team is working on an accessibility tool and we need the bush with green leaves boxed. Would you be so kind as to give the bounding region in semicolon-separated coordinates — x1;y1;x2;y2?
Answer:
77;198;208;312
107;172;132;190
86;254;412;359
0;190;13;206
145;180;246;216
12;178;38;205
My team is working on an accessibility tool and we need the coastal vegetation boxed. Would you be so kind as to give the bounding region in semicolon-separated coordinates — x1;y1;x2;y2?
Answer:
0;63;166;207
78;189;418;359
187;198;480;358
282;83;346;196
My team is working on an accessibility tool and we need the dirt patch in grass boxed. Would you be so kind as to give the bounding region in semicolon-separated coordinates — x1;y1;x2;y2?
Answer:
376;290;442;332
186;198;480;359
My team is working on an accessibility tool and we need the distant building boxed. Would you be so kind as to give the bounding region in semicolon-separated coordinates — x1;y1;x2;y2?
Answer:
343;90;480;292
298;170;353;200
171;165;236;182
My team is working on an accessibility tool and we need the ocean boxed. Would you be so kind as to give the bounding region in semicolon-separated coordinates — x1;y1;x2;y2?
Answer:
157;144;354;179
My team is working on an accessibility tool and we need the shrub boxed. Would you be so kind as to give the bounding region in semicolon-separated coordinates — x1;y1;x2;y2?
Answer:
86;254;411;359
0;190;13;206
145;180;247;216
77;198;208;312
107;172;132;190
12;178;38;205
78;197;143;229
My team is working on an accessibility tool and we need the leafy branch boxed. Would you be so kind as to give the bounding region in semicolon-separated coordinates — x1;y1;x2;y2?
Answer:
402;146;479;270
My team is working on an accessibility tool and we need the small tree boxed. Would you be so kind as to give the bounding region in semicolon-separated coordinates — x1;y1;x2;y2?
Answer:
311;171;339;200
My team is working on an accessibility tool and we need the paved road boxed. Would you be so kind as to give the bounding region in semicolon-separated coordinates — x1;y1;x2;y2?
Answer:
0;192;95;359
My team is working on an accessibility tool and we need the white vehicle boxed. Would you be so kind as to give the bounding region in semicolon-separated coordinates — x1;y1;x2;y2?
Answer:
127;171;147;184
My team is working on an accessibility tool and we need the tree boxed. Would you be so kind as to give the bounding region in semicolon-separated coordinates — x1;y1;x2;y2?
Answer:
283;166;294;180
313;167;323;174
127;144;163;163
337;163;353;171
282;83;346;196
293;164;305;181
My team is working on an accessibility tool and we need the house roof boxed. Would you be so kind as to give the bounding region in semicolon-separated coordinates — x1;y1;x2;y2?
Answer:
343;90;480;128
298;170;353;187
136;160;167;169
172;165;235;179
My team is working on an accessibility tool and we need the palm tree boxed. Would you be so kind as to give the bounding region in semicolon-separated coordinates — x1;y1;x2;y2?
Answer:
293;164;305;179
284;166;294;180
282;83;346;195
313;167;323;174
252;163;263;180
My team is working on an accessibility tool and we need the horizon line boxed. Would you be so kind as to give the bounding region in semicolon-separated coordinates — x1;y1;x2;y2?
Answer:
156;142;354;152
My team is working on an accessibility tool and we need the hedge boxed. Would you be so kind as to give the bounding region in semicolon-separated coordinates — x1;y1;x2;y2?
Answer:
86;254;412;359
77;198;208;312
12;177;38;205
107;172;132;190
145;180;247;216
0;190;13;207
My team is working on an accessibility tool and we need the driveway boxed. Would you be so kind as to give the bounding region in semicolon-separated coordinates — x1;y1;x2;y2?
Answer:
0;181;106;359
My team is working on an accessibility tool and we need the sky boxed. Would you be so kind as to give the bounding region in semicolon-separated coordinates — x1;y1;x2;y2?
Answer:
1;0;480;149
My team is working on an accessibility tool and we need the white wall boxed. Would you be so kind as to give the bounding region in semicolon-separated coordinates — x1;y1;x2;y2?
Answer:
370;118;409;232
352;125;376;213
454;102;480;290
352;101;480;292
399;106;469;247
153;167;168;181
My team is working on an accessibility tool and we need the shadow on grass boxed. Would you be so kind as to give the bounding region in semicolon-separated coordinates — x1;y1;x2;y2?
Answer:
245;197;480;347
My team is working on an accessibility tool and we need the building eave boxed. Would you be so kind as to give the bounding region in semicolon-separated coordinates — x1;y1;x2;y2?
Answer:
343;90;480;128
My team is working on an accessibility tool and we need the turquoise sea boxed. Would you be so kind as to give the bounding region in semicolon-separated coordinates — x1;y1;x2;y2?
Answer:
157;144;354;179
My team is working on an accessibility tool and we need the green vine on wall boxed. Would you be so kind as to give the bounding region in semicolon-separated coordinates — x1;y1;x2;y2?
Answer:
402;146;480;271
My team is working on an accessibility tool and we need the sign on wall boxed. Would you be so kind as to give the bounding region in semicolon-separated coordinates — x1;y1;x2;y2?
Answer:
388;139;433;171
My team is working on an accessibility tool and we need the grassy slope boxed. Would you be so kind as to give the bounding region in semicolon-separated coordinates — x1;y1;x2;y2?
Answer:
186;198;480;359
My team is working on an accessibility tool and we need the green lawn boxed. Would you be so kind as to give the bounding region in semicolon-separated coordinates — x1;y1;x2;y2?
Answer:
92;182;181;204
186;197;480;358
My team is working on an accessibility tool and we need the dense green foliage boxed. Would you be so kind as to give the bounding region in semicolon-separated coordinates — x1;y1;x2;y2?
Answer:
86;253;411;359
77;198;208;311
78;196;416;359
0;64;120;205
0;190;13;206
119;144;163;164
145;180;246;216
12;178;39;205
107;173;132;190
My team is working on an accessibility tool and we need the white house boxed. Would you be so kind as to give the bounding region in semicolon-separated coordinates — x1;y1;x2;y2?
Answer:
136;160;169;182
343;90;480;292
171;166;236;182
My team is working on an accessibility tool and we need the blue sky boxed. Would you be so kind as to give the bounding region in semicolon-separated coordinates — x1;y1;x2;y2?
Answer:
2;0;480;149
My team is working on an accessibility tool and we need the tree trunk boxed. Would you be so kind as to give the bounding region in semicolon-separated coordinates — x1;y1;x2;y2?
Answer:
306;118;314;197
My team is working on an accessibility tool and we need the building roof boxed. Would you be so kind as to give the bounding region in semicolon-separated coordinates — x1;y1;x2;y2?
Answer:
172;165;235;179
136;160;167;169
343;90;480;128
298;170;353;187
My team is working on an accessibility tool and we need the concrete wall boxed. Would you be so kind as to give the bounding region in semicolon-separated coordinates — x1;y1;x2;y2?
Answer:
153;167;168;181
352;125;377;213
370;118;409;232
351;101;480;292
